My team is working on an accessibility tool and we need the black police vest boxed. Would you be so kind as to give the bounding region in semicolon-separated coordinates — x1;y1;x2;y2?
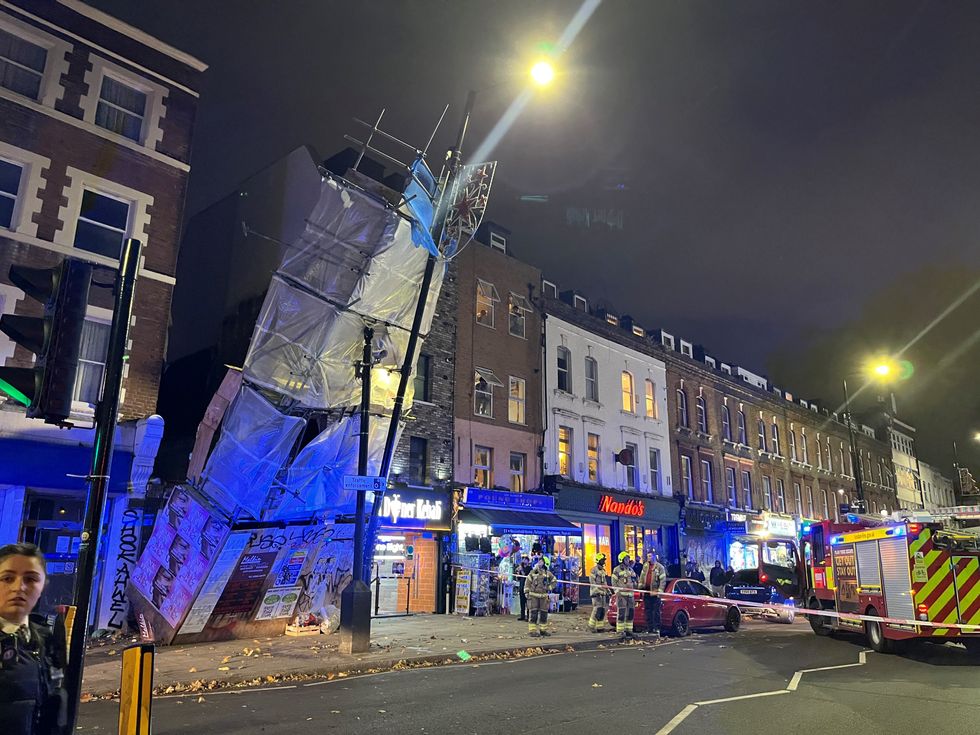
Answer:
0;614;67;735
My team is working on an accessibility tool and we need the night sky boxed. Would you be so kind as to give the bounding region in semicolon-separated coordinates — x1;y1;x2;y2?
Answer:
90;1;980;472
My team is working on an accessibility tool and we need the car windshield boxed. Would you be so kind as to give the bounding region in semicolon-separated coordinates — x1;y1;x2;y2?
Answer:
763;540;796;569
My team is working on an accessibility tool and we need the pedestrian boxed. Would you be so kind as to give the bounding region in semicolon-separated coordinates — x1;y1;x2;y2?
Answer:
587;553;610;633
516;554;531;621
639;551;667;636
0;543;67;735
612;552;638;642
689;561;706;583
525;556;557;637
709;559;727;597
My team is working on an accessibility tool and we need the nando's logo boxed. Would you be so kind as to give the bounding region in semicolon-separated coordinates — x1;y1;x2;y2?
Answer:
597;494;646;517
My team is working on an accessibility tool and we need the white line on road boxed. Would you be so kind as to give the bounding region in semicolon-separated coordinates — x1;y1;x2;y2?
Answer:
695;690;790;706
787;671;803;691
654;704;699;735
156;684;298;700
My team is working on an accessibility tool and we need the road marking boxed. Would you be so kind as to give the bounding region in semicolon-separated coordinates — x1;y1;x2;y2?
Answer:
157;685;298;700
695;690;789;706
798;662;863;674
787;671;803;691
654;704;698;735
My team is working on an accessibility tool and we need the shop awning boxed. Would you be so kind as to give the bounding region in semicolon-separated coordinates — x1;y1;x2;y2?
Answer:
460;508;581;536
0;438;134;493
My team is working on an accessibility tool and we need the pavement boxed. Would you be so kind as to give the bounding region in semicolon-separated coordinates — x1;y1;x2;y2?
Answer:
81;609;633;696
77;620;980;734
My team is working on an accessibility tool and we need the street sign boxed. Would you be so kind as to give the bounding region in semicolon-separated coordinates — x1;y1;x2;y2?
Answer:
343;475;386;492
406;545;415;560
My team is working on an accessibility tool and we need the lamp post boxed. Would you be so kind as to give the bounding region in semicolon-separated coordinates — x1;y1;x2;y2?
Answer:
841;377;865;508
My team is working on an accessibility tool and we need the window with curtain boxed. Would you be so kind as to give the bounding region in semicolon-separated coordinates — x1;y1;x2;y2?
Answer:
96;75;147;142
509;452;526;492
789;429;798;460
625;442;638;488
587;433;600;482
677;388;689;427
758;419;767;451
696;396;707;432
644;379;656;418
737;410;747;444
74;320;111;405
621;371;635;413
584;357;598;401
726;467;737;506
721;405;732;441
681;455;693;497
473;446;493;488
700;458;713;502
0;28;47;100
558;426;572;477
762;476;773;510
508;376;526;424
771;423;781;456
649;448;661;492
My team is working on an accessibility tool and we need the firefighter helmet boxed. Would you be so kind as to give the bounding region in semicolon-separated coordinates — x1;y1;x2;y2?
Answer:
542;555;551;568
595;553;606;564
618;551;630;563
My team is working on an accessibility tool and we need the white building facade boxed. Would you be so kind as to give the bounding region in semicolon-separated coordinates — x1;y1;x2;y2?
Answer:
888;419;922;509
919;461;956;510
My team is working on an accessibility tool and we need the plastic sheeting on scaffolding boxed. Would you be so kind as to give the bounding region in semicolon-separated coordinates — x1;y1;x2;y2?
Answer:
272;412;395;519
199;386;306;518
243;276;412;409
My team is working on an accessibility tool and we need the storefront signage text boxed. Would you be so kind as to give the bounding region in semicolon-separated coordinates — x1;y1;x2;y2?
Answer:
381;493;444;525
765;515;797;537
464;488;555;512
597;495;645;517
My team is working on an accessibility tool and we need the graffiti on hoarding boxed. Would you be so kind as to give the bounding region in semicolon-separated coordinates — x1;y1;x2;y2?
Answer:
293;524;355;615
246;525;330;552
104;507;141;629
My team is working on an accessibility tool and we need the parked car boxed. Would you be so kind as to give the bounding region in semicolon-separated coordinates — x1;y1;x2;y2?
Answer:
606;578;742;636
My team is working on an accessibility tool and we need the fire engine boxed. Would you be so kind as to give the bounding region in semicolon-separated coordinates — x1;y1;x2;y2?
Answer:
801;506;980;653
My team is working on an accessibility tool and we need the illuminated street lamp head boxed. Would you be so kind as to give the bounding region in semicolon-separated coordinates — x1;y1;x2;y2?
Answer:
530;60;555;87
873;363;892;377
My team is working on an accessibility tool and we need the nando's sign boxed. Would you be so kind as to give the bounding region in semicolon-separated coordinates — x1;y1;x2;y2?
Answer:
597;494;646;517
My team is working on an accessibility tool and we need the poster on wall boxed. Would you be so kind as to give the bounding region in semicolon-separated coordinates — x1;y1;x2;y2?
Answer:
274;548;308;587
454;568;472;615
179;532;251;634
210;550;278;617
254;586;302;620
129;487;231;628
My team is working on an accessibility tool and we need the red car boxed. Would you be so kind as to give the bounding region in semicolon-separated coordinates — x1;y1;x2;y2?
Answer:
606;578;742;636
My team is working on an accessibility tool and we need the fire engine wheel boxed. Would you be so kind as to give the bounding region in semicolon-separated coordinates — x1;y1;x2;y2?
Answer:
672;610;691;637
808;600;832;636
724;606;741;633
865;608;894;654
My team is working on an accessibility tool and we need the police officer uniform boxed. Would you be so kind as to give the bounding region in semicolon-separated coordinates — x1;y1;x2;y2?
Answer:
0;612;67;735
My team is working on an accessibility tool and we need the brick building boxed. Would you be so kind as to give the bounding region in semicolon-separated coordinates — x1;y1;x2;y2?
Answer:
0;0;204;615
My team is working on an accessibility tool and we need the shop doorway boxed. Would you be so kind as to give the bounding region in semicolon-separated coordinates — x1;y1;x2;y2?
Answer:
372;532;438;616
19;491;85;614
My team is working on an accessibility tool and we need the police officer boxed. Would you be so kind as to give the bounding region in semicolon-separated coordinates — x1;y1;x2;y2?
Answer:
587;553;610;633
525;555;557;637
0;543;67;735
612;551;638;641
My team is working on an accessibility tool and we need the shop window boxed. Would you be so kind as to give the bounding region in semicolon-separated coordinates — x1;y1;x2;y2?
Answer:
558;426;572;477
0;27;46;100
413;353;431;402
473;445;493;488
624;525;658;561
580;523;612;576
762;476;773;510
696;396;707;433
509;452;526;492
742;471;753;509
508;292;530;338
737;410;748;445
625;442;638;489
556;346;571;392
587;433;600;483
0;158;22;229
644;379;657;418
676;388;689;427
700;458;713;503
621;371;635;413
407;437;427;484
721;405;732;441
74;188;130;259
508;376;526;425
584;357;598;401
649;448;661;492
726;467;737;506
776;479;786;513
476;279;498;327
681;455;693;498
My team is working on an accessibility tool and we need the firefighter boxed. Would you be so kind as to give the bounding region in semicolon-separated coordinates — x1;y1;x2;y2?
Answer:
525;555;557;637
612;551;638;641
587;553;611;632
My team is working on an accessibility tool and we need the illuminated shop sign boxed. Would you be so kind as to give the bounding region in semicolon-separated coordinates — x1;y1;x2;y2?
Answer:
597;495;645;517
464;488;555;512
764;514;797;537
381;493;444;525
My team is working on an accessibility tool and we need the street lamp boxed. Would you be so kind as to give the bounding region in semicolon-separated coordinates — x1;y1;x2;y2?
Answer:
530;60;555;86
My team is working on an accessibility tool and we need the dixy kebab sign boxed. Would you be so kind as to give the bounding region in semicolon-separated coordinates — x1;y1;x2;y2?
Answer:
597;494;646;517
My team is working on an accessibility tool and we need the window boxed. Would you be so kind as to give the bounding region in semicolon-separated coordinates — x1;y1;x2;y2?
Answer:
489;231;507;251
0;27;46;99
584;357;598;401
758;419;767;451
700;458;714;502
771;423;781;456
587;433;600;482
74;319;110;405
806;485;814;517
726;467;737;506
95;75;147;142
826;438;833;472
621;371;635;413
74;189;130;259
509;452;526;492
721;405;732;441
775;479;786;513
794;482;802;515
0;158;21;229
741;471;753;509
625;442;638;489
558;426;572;477
473;446;493;488
762;476;773;510
508;376;526;425
476;280;498;327
508;292;530;338
413;354;431;402
839;444;847;476
407;437;427;484
681;455;693;498
737;410;747;445
677;388;689;427
644;379;656;418
474;371;493;417
801;429;809;464
649;448;661;492
815;435;823;469
789;429;798;461
696;396;707;433
822;489;830;519
556;346;571;392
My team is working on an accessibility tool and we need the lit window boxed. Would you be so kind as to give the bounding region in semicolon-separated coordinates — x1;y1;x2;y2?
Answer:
696;396;707;433
0;28;46;100
0;158;22;229
726;467;737;506
556;346;571;392
621;371;635;413
95;75;147;142
762;476;773;510
476;280;498;327
584;357;598;401
737;410;747;445
722;405;732;441
587;433;600;482
474;369;500;417
649;448;661;492
74;319;110;405
677;388;689;427
644;379;656;418
700;458;713;502
681;455;693;498
558;426;572;477
625;442;638;489
74;189;130;259
474;446;493;488
508;376;526;425
509;452;526;492
508;292;530;338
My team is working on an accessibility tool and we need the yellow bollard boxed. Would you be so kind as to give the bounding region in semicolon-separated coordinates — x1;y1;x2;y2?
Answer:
118;644;154;735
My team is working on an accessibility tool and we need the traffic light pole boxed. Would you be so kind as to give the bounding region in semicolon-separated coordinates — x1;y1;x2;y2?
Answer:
64;238;143;732
842;377;866;505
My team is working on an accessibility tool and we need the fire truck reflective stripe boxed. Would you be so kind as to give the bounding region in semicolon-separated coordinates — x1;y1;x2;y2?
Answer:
930;595;959;629
960;592;980;624
954;557;980;624
917;564;954;606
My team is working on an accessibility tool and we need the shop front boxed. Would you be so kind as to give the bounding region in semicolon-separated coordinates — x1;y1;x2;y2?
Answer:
372;488;451;616
551;484;680;597
682;504;729;578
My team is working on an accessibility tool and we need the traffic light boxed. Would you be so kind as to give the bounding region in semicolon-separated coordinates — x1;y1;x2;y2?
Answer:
0;258;92;423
